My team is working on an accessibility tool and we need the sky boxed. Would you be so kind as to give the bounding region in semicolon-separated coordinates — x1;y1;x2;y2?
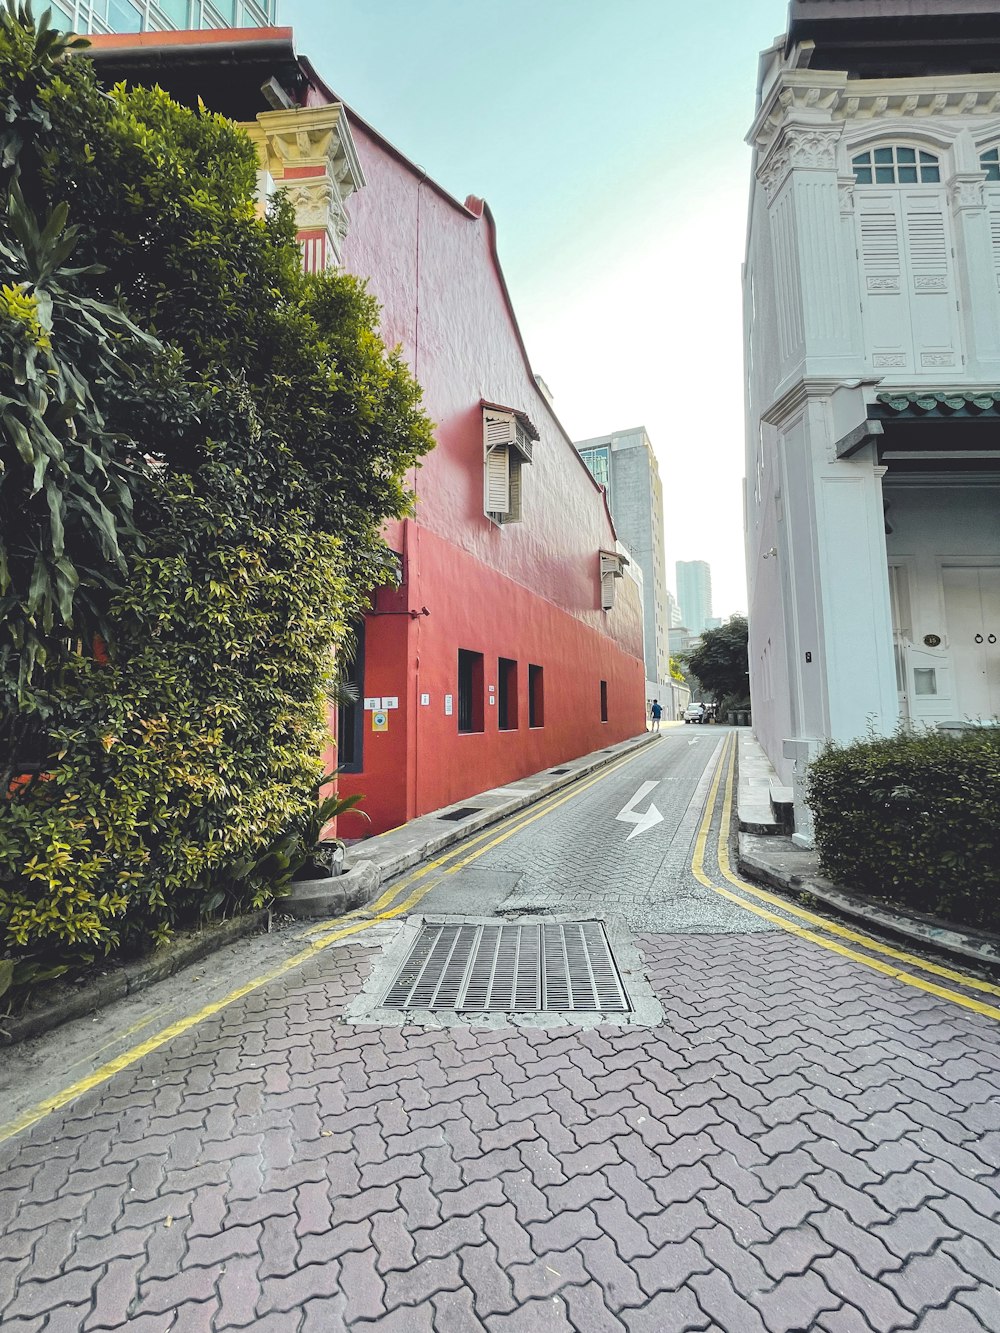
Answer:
281;0;792;618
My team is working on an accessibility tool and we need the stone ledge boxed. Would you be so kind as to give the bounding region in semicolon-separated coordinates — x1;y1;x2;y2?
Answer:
739;832;1000;971
0;911;268;1048
283;860;380;919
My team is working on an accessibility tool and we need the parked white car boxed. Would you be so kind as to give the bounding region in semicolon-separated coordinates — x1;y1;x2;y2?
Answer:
684;703;706;723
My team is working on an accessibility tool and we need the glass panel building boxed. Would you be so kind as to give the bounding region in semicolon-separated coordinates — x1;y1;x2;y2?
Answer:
43;0;275;35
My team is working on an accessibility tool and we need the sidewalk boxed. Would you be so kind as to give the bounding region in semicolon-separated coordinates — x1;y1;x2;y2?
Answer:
735;732;1000;971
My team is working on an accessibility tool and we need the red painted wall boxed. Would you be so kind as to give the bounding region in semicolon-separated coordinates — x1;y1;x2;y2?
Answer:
330;108;648;833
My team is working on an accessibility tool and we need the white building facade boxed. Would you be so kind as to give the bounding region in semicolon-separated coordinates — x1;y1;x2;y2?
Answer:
745;0;1000;836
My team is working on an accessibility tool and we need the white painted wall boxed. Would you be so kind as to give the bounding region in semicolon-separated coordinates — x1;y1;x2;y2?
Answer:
744;50;1000;799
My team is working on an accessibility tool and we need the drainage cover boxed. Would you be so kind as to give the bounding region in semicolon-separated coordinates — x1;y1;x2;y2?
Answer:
437;807;482;821
549;768;570;775
380;920;632;1013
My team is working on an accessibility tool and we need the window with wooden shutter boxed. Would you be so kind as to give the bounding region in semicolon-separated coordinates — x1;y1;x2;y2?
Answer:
483;407;532;524
600;551;625;611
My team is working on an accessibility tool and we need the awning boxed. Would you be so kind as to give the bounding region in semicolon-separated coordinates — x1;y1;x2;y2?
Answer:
835;389;1000;472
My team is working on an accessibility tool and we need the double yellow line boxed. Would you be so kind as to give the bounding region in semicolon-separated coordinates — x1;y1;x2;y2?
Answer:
4;731;996;1147
0;744;652;1146
692;731;1000;1022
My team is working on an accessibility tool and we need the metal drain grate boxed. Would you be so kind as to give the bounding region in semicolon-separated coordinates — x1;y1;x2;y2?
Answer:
381;921;632;1013
437;807;482;821
549;768;570;775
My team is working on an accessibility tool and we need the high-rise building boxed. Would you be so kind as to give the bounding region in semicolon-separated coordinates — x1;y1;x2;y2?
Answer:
676;560;713;636
43;0;275;36
576;428;670;689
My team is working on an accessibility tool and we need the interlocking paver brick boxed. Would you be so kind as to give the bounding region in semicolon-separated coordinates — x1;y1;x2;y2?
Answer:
883;1250;980;1314
459;1241;518;1318
575;1234;646;1310
432;1284;490;1332
620;1284;713;1332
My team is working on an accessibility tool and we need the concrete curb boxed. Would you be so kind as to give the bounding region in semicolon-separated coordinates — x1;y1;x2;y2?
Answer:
284;860;380;919
0;911;268;1048
738;833;1000;971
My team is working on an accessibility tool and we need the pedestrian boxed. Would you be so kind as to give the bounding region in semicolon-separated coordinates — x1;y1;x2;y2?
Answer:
650;699;662;732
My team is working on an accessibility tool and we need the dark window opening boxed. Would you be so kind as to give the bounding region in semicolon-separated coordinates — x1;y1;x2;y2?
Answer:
529;664;544;729
337;623;366;773
458;649;484;733
600;680;608;723
498;657;518;730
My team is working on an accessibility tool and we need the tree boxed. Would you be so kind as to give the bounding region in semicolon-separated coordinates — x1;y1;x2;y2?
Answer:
669;656;686;684
0;7;433;999
683;616;749;706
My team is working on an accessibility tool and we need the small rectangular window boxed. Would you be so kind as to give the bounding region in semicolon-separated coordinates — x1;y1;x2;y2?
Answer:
458;650;484;733
528;664;544;729
336;624;366;773
498;657;518;730
600;680;608;723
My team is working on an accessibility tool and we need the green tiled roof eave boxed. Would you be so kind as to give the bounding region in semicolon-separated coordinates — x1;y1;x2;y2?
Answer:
876;389;1000;416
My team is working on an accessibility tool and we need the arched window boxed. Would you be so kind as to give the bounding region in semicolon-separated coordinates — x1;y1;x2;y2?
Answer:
852;147;940;185
981;147;1000;181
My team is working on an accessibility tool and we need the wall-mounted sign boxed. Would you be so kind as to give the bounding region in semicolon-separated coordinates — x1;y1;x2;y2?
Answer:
923;633;942;648
420;693;430;706
372;710;388;732
444;693;453;716
382;697;399;710
489;696;496;706
363;697;381;711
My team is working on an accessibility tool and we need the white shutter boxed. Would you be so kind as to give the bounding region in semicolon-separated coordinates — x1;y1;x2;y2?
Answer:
857;192;910;367
484;412;516;449
902;191;959;369
507;454;522;522
989;192;1000;292
485;446;510;517
601;570;616;611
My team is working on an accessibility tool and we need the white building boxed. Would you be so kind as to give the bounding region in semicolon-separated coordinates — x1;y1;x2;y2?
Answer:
744;0;1000;837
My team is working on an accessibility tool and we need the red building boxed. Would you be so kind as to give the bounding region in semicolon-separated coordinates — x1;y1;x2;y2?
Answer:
90;29;648;835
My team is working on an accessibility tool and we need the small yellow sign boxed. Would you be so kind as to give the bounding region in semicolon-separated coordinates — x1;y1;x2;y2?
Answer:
372;710;389;732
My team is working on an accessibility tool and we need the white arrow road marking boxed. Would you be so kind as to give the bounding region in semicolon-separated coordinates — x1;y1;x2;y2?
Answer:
616;780;665;842
687;738;699;745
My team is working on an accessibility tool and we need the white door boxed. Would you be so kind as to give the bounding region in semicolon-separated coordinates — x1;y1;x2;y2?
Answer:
942;566;1000;720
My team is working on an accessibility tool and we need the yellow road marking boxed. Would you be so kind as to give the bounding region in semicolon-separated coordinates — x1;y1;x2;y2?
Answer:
302;741;659;936
691;734;1000;1024
712;734;1000;1000
1;739;658;1146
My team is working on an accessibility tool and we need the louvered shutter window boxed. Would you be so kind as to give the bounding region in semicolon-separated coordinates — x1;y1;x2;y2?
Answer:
485;446;510;517
902;191;959;367
483;407;533;523
988;187;1000;293
507;454;522;522
600;552;624;611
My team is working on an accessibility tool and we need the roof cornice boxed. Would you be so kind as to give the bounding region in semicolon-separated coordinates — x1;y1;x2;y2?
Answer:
748;67;1000;156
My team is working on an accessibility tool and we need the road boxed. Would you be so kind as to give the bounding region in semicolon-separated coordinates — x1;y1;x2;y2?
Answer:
2;725;1000;1332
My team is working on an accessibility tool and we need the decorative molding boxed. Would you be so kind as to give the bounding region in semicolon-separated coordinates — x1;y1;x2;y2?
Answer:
243;104;366;269
758;126;841;201
913;275;947;291
867;277;900;292
749;69;1000;160
838;175;856;214
873;354;907;367
921;352;956;367
949;174;986;210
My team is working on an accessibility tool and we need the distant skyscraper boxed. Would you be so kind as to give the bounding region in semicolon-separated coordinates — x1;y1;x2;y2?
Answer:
44;0;275;35
676;560;713;636
576;427;669;688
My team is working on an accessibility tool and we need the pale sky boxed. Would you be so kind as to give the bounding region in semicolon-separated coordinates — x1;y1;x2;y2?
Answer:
281;0;792;616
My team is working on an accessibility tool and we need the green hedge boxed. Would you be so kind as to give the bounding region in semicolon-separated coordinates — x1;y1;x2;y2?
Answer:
807;729;1000;932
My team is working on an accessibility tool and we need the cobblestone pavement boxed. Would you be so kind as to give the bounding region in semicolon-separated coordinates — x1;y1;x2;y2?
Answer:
2;730;1000;1332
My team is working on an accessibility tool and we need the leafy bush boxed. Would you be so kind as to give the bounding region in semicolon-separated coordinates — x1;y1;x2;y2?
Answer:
0;8;433;1002
807;728;1000;931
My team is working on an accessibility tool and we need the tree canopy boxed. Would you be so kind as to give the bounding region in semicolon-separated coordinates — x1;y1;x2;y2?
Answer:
0;6;433;1000
683;615;750;706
